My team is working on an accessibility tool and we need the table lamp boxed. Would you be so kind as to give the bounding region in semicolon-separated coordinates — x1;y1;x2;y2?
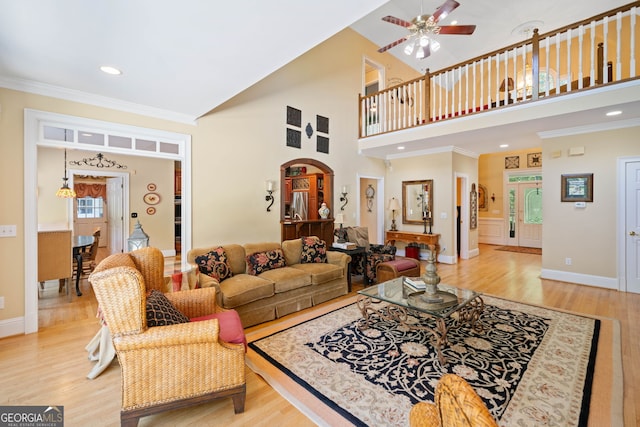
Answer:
388;198;401;231
335;213;346;243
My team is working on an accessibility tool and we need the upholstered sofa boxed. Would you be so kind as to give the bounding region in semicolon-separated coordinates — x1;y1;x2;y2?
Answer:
187;237;351;327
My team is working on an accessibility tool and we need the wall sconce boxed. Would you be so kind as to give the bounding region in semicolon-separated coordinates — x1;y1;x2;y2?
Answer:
388;197;401;231
491;193;496;203
265;180;275;212
339;185;348;211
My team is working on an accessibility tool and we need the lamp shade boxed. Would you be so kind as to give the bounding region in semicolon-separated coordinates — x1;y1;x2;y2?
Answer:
388;198;401;211
500;77;514;91
334;213;345;225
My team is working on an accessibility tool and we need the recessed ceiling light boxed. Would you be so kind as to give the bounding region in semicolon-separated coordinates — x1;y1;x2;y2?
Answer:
397;146;405;150
500;144;509;148
606;110;622;116
450;20;458;25
100;66;122;75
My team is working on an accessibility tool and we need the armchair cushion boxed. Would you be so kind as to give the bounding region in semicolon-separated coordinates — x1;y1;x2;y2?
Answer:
195;247;233;282
191;309;247;350
146;289;190;327
246;249;286;275
300;236;327;263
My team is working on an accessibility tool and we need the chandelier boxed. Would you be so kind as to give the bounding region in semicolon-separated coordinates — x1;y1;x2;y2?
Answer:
55;149;76;199
403;15;441;59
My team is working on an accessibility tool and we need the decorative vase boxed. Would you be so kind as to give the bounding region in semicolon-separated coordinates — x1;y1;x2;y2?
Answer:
318;202;330;219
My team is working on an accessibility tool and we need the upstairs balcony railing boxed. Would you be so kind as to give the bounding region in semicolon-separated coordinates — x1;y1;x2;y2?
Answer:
359;2;639;138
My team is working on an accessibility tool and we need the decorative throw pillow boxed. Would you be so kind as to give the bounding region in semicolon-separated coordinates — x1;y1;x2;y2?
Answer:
246;249;286;275
300;236;327;263
195;247;233;282
146;289;190;327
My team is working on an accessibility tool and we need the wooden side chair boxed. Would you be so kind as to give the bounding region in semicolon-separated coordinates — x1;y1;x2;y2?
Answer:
77;228;100;275
409;374;498;427
88;247;246;426
38;230;73;294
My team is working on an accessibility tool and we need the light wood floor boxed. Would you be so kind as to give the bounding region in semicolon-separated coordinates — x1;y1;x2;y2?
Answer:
4;245;639;426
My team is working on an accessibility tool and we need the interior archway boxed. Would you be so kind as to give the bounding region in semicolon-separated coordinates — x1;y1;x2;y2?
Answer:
280;158;334;244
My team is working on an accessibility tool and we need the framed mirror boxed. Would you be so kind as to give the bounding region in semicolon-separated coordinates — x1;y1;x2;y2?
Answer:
402;180;433;225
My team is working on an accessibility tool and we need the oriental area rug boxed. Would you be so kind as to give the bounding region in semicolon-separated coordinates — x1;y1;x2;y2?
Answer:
246;296;622;427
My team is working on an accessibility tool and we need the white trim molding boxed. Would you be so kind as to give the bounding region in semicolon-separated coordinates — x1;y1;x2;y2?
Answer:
540;269;618;290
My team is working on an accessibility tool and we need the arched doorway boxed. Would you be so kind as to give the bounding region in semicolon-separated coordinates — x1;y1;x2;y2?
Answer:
280;158;334;244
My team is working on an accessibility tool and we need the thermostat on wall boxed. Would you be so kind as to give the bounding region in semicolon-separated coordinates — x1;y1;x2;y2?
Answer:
574;202;586;208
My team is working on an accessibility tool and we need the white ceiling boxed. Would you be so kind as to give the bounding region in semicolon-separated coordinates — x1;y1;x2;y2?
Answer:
0;0;637;145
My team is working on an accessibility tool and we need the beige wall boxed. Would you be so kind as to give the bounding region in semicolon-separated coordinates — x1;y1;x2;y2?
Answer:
542;126;639;279
385;151;479;259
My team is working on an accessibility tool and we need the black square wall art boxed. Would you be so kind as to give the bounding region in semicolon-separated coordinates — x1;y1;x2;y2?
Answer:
317;136;329;154
287;106;302;127
317;115;329;134
287;128;301;148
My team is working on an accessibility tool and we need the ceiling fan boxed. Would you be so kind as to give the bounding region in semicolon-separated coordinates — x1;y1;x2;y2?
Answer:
378;0;476;59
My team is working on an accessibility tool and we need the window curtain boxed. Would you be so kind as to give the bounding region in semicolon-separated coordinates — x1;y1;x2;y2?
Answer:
74;183;107;199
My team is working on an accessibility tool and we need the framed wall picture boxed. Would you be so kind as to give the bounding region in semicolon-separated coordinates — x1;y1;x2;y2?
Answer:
561;173;593;202
286;128;301;148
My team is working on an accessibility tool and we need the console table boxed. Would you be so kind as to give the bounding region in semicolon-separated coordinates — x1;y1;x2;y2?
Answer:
385;231;440;257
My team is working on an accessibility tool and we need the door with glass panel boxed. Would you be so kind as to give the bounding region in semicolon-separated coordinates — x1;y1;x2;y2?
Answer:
507;178;542;248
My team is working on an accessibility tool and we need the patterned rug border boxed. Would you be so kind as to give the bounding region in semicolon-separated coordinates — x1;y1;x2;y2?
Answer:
246;295;622;427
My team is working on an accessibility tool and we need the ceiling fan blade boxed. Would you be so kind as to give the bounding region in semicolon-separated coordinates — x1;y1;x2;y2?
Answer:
432;0;460;23
438;25;476;35
377;37;409;53
381;15;412;28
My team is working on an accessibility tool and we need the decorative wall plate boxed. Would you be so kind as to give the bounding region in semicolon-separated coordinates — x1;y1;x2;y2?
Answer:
143;192;161;205
147;183;157;191
146;207;156;215
505;155;520;169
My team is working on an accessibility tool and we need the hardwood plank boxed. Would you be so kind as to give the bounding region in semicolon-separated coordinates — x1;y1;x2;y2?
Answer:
2;244;637;426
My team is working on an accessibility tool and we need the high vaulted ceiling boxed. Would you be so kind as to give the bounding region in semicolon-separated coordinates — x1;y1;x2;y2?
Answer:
0;0;634;124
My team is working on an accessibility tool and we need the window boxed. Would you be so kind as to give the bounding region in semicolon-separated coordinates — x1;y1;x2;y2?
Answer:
77;197;104;219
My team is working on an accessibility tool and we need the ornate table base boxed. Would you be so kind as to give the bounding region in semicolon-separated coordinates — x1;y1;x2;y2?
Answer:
356;295;485;365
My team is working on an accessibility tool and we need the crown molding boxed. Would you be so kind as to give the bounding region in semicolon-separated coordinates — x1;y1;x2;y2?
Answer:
0;76;197;125
538;117;640;139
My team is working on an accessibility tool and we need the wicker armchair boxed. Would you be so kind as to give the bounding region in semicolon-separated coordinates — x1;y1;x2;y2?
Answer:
88;247;246;426
409;374;497;427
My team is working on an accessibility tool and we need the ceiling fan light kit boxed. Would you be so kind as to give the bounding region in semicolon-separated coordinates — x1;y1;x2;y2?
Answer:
378;0;475;60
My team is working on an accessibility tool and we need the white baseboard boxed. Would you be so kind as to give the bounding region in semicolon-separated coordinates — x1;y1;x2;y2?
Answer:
541;269;619;290
0;317;25;338
161;249;177;257
468;248;480;259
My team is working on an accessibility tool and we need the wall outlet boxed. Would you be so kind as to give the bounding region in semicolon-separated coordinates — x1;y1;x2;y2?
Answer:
565;257;572;265
0;296;4;309
0;225;16;237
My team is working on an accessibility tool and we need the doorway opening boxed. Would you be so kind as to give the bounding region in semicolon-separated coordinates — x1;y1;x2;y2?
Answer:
505;173;542;248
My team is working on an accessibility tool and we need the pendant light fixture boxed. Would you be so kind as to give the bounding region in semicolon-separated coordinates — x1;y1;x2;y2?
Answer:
56;148;76;198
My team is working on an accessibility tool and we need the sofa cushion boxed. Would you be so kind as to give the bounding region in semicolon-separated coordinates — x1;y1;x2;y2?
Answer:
258;266;311;293
291;262;343;285
300;236;327;263
246;249;286;275
194;247;233;282
191;309;247;350
146;289;190;327
218;274;274;308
